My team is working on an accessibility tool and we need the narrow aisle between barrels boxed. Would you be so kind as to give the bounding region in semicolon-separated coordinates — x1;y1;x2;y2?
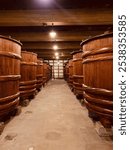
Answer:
0;79;112;150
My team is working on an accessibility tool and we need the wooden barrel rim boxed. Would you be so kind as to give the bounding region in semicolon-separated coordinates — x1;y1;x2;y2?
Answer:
80;32;113;46
83;84;113;97
21;51;37;56
73;82;82;86
37;63;43;65
82;55;113;64
20;80;37;85
0;106;17;117
0;35;22;46
0;51;21;59
0;98;19;117
74;85;83;90
0;75;21;81
73;75;83;78
19;84;36;90
20;88;36;95
0;93;20;103
0;98;19;111
83;99;113;116
21;62;37;66
71;50;82;55
84;103;112;118
83;92;113;107
0;99;19;116
72;58;82;62
82;47;113;59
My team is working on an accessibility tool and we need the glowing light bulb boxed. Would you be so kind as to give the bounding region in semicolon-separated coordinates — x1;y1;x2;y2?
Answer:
55;52;59;56
56;56;59;59
49;30;56;38
53;45;58;50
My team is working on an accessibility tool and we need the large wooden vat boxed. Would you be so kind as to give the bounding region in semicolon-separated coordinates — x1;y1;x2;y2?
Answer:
43;62;47;86
68;59;73;90
20;51;37;102
64;62;69;81
47;64;52;82
43;62;52;85
0;35;22;120
81;33;113;128
72;50;83;99
36;58;43;91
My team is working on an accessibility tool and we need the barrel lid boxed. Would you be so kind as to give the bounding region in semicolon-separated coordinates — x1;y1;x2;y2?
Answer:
21;50;37;56
80;32;113;47
0;35;22;46
71;49;83;55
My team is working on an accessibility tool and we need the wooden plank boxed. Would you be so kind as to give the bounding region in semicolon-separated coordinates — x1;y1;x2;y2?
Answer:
22;41;80;50
0;9;112;26
1;30;105;42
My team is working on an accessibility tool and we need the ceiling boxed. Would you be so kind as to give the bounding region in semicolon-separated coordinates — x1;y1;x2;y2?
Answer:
0;0;113;60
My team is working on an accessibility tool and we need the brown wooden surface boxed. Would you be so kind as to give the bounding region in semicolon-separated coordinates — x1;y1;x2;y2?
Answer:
68;59;73;89
42;63;47;85
0;36;21;120
64;61;69;81
0;0;112;60
82;33;113;128
20;51;37;101
36;59;43;91
72;51;83;98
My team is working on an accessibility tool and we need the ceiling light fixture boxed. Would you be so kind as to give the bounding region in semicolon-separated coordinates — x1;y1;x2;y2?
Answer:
55;52;59;56
53;45;58;50
56;56;59;59
49;30;56;38
49;23;57;38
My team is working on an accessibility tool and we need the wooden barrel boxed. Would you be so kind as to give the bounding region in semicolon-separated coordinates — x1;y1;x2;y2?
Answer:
72;50;83;99
36;58;43;91
0;35;22;120
64;62;69;81
81;33;113;128
47;64;52;82
20;51;37;102
43;62;47;86
66;62;69;82
68;59;73;90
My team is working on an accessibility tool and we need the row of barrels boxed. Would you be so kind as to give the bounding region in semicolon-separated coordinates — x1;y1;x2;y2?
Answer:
64;32;113;128
0;35;52;121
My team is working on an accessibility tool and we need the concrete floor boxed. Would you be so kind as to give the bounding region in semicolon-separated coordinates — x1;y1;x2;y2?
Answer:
0;79;112;150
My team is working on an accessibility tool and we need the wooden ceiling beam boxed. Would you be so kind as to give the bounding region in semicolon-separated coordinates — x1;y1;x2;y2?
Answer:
25;48;76;52
22;41;80;50
0;9;112;26
1;30;106;42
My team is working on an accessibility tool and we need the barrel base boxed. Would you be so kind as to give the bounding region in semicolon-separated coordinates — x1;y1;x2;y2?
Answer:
100;117;113;128
10;106;22;116
20;87;36;102
20;99;30;107
0;122;5;135
29;94;36;100
88;110;100;121
83;98;100;121
94;121;113;137
75;93;83;100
